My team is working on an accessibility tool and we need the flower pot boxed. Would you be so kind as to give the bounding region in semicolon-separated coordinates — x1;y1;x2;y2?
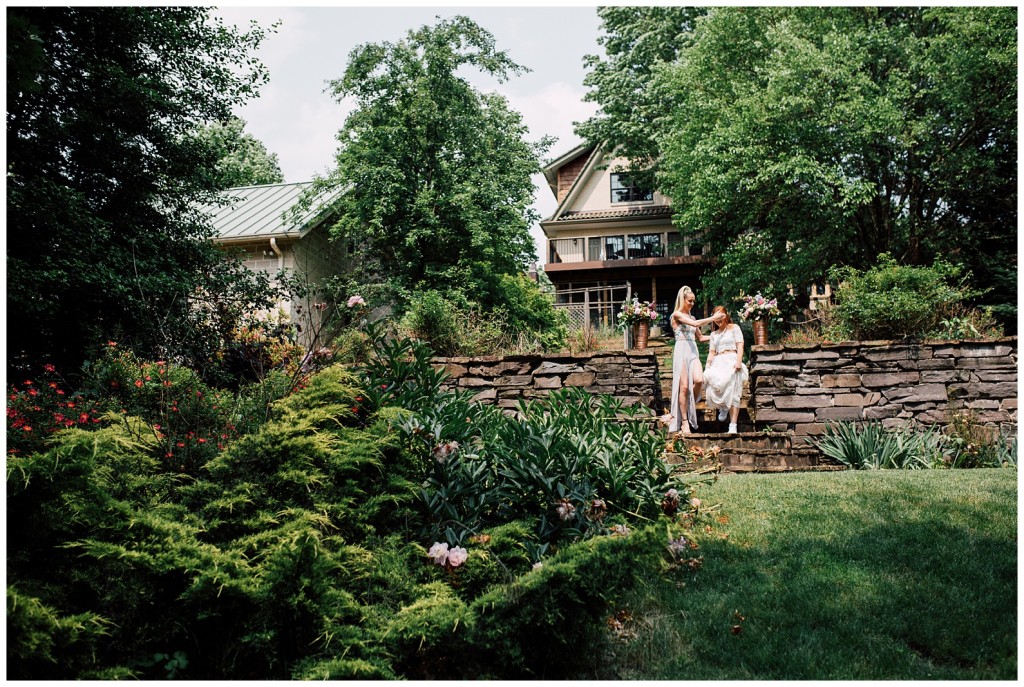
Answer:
753;319;768;345
634;321;650;350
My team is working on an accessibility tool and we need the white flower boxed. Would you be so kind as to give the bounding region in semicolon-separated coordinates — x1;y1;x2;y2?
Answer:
532;561;544;571
431;440;459;464
668;535;689;555
555;498;577;522
609;524;631;537
427;542;449;566
446;546;468;568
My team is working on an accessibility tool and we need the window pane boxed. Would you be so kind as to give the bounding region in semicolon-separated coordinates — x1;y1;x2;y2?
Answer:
627;233;662;258
604;235;625;260
610;173;653;203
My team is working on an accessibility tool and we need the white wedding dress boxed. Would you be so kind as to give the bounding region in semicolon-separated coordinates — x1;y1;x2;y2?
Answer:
704;324;749;412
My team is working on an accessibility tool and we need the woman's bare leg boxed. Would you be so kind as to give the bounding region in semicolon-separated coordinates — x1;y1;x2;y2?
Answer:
678;382;690;432
729;405;740;424
691;360;704;404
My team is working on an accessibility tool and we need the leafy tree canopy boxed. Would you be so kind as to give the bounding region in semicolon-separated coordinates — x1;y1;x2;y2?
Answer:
192;116;285;188
579;7;1016;328
7;7;284;377
314;16;553;315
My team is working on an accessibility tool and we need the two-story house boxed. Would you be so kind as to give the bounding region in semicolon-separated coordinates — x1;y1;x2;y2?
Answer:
540;143;709;332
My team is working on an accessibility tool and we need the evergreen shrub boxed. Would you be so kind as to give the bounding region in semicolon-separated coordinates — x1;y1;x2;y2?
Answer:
6;325;701;680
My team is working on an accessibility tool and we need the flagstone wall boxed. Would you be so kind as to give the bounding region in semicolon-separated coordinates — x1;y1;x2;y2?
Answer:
750;338;1018;435
434;351;660;411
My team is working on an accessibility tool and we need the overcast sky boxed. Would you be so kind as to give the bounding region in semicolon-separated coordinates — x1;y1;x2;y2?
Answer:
214;5;605;264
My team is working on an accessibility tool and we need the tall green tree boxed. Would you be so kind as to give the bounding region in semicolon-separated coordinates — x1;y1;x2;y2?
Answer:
7;7;282;376
315;16;552;314
576;6;707;172
193;116;285;188
580;7;1017;327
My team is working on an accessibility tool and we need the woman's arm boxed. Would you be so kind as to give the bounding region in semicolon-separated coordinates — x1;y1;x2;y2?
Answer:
732;325;744;370
675;310;724;328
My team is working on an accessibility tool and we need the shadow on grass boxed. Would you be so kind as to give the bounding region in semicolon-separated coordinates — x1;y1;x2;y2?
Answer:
590;483;1016;680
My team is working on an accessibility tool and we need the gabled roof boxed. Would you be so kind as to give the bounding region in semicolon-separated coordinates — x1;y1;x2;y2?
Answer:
541;142;595;193
203;181;345;243
544;145;604;223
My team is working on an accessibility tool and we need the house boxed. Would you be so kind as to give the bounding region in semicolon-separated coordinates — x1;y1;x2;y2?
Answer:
203;181;347;336
540;144;709;332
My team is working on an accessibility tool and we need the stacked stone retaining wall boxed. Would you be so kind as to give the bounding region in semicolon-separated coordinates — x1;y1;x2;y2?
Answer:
751;338;1018;435
433;351;660;410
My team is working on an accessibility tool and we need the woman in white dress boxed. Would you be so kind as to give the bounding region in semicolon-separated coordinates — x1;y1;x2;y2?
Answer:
663;286;724;434
703;306;749;434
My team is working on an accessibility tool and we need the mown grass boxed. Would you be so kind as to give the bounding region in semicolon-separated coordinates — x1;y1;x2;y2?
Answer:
587;469;1017;680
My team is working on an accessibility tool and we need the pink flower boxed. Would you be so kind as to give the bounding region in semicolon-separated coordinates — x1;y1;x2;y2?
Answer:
347;295;366;308
446;546;468;568
428;542;449;566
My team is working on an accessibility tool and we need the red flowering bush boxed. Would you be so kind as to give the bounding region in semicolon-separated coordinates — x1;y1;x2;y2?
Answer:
6;364;105;457
80;343;247;474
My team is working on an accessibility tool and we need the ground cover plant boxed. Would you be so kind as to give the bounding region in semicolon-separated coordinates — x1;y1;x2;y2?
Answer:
6;323;708;680
809;416;1017;470
587;469;1017;680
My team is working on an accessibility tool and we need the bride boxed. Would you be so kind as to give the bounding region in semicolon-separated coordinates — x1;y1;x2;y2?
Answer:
703;305;749;434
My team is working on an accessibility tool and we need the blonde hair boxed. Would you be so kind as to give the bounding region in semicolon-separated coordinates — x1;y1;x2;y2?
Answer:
674;285;694;312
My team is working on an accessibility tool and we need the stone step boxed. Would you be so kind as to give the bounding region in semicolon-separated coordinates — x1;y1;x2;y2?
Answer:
665;432;846;474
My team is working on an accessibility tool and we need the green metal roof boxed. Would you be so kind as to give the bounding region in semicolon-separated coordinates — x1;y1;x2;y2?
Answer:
203;181;344;243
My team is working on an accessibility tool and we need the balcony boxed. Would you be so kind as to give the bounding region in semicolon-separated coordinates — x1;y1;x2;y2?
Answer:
547;231;706;272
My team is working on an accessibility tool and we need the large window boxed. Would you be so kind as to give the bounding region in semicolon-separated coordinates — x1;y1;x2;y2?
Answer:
588;235;625;261
627;233;662;259
610;173;654;203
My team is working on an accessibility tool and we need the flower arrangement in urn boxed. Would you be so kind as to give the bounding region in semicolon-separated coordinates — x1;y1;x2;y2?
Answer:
737;292;782;322
617;297;660;329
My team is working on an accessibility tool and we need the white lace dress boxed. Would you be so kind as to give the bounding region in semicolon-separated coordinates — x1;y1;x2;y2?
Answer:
704;325;749;411
669;324;700;432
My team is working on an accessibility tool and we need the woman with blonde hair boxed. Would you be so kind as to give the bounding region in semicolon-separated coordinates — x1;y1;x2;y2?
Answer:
703;305;749;434
663;286;724;434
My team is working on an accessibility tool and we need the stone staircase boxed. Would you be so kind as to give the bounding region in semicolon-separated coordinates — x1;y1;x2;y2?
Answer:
646;337;845;474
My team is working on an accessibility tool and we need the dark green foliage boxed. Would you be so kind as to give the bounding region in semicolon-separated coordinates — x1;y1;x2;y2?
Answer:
6;7;285;378
466;526;665;678
580;6;1017;331
7;587;115;679
314;16;563;347
7;332;681;679
807;416;1016;470
827;254;976;340
401;282;568;356
400;383;676;549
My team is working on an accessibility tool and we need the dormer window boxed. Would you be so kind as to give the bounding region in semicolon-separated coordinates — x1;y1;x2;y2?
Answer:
610;172;653;203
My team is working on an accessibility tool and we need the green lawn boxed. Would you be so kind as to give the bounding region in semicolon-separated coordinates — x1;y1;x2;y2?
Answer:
592;469;1017;680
